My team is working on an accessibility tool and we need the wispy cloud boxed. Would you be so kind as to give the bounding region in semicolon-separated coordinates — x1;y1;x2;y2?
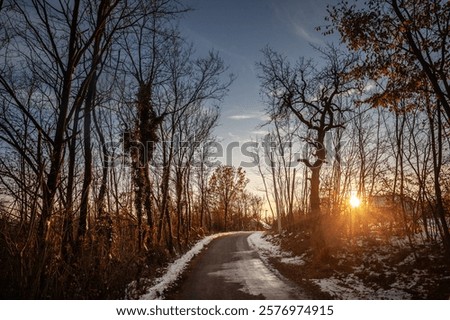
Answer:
292;23;323;45
251;130;270;136
271;1;324;46
228;111;270;121
229;114;256;120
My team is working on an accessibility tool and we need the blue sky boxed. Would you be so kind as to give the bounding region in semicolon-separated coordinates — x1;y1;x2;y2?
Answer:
179;0;339;191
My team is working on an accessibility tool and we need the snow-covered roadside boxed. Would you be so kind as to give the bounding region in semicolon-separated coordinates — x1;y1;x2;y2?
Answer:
248;232;443;299
247;231;281;260
309;235;444;299
247;231;306;266
312;275;413;299
134;233;231;300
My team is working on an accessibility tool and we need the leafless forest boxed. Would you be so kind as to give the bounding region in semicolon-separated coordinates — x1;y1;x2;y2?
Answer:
0;0;449;299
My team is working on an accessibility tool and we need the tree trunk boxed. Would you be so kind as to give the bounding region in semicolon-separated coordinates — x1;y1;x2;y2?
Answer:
428;102;450;262
270;150;282;234
62;106;81;263
34;0;82;298
310;166;321;216
77;77;94;254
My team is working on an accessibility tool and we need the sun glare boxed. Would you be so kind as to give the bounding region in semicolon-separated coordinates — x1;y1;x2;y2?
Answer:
349;195;361;208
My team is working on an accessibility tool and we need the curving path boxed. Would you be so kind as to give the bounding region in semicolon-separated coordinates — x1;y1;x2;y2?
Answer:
166;232;307;300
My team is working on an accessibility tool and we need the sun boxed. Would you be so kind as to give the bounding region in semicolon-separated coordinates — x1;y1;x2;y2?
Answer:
349;194;361;208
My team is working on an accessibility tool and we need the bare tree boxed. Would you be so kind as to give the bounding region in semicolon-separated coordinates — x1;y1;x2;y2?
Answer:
208;166;248;231
0;0;133;296
258;45;358;255
0;0;211;298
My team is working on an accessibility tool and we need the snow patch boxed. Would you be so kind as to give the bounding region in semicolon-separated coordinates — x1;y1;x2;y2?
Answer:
247;231;306;266
259;220;272;230
248;231;283;259
280;256;305;266
312;275;412;299
138;232;232;300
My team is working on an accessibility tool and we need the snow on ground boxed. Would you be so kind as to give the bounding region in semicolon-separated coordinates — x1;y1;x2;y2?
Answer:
247;232;282;258
259;220;272;230
280;256;305;265
312;274;413;300
250;232;444;299
247;231;306;266
136;232;232;300
247;231;285;266
311;238;436;299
